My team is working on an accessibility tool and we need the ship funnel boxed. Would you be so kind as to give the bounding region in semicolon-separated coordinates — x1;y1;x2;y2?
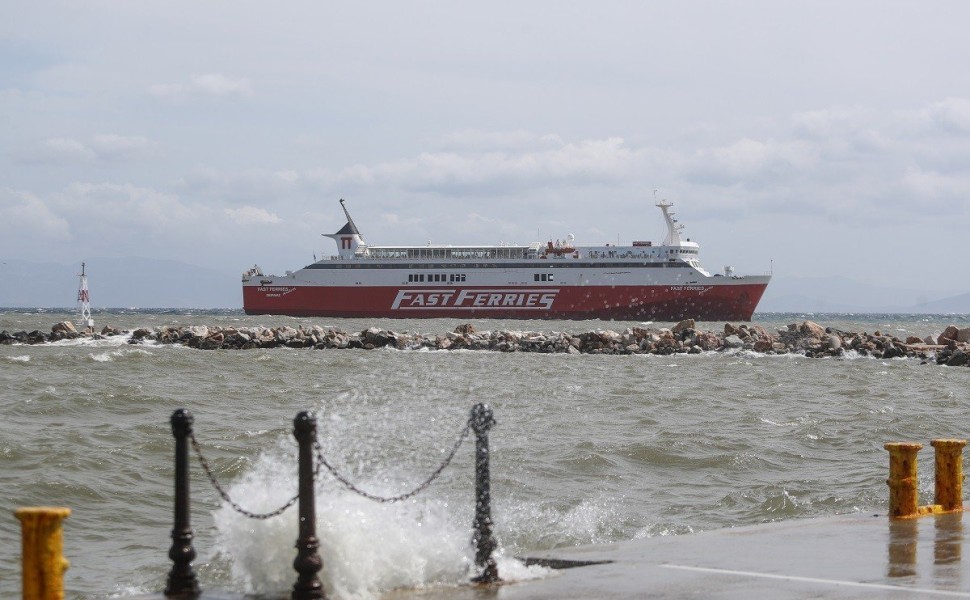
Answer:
324;198;367;257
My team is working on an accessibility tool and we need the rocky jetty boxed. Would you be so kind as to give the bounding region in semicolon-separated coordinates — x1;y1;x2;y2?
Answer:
3;320;969;367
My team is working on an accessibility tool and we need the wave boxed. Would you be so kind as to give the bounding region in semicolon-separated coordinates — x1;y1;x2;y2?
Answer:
88;348;153;363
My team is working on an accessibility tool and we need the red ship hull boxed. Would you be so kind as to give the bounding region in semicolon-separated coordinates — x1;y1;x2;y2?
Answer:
242;282;769;321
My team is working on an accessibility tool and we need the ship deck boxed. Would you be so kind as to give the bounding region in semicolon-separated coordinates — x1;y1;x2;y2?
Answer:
125;511;970;599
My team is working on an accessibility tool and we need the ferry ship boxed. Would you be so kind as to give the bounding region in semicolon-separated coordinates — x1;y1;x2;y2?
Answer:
242;199;771;320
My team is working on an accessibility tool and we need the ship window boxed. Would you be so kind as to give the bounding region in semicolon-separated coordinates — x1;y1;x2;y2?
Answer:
534;274;540;282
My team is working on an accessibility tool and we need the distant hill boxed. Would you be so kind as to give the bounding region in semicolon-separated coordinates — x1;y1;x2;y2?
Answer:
0;258;241;309
911;292;970;314
749;275;967;314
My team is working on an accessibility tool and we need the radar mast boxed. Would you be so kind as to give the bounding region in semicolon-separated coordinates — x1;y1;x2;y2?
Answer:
655;196;684;246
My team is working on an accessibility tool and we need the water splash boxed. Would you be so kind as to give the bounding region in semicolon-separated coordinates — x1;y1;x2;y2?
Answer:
213;449;474;599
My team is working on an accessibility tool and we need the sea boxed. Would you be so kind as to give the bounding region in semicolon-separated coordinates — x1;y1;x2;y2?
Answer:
2;309;969;599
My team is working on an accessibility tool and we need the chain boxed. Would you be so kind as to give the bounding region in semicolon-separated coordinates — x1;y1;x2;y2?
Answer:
315;422;471;503
190;432;314;519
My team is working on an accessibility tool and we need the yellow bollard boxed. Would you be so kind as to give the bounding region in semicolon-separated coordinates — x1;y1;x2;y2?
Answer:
885;443;922;519
15;507;71;600
931;439;967;512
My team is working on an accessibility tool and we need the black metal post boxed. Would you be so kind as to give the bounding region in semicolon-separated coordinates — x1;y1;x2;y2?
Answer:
166;408;200;597
292;411;325;600
470;403;499;584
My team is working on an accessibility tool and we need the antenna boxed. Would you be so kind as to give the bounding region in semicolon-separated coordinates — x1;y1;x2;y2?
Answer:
77;262;94;331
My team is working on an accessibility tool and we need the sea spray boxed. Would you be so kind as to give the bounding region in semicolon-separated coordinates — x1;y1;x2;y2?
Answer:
213;445;473;598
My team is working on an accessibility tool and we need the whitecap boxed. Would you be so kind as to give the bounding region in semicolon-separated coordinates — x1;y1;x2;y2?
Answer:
88;348;153;363
4;355;30;363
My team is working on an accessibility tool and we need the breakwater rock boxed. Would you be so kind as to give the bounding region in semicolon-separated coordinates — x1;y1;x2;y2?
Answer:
4;319;970;366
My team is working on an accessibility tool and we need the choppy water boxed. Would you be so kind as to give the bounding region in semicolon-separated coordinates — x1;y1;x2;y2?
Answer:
2;310;969;599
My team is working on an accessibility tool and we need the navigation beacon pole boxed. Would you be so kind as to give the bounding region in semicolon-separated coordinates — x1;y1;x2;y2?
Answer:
77;262;94;332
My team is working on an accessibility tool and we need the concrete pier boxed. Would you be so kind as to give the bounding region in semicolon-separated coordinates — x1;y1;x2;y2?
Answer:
124;510;970;599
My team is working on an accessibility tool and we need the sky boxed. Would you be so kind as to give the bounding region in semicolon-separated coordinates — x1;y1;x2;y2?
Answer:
2;1;969;304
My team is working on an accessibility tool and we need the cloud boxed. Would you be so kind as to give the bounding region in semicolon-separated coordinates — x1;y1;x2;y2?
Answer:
16;134;156;165
224;206;282;225
902;166;970;200
58;182;199;228
191;73;253;96
30;137;96;163
920;97;970;134
160;94;970;230
90;134;154;158
149;73;253;100
684;138;817;186
306;136;643;196
177;168;302;203
437;129;564;152
0;188;72;245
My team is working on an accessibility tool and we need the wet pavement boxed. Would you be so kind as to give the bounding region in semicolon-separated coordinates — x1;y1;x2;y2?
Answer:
129;511;970;599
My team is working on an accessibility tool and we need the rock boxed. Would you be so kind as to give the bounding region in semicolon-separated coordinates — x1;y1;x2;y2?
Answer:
184;325;206;338
938;326;960;344
882;342;905;359
132;328;153;339
748;325;769;338
692;331;718;351
724;335;744;349
905;336;923;345
799;320;825;339
362;327;395;347
26;330;48;344
946;350;969;367
201;335;224;350
672;319;695;334
924;335;936;345
454;323;476;335
826;335;842;351
724;323;740;336
52;321;77;334
753;338;773;352
958;328;970;343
